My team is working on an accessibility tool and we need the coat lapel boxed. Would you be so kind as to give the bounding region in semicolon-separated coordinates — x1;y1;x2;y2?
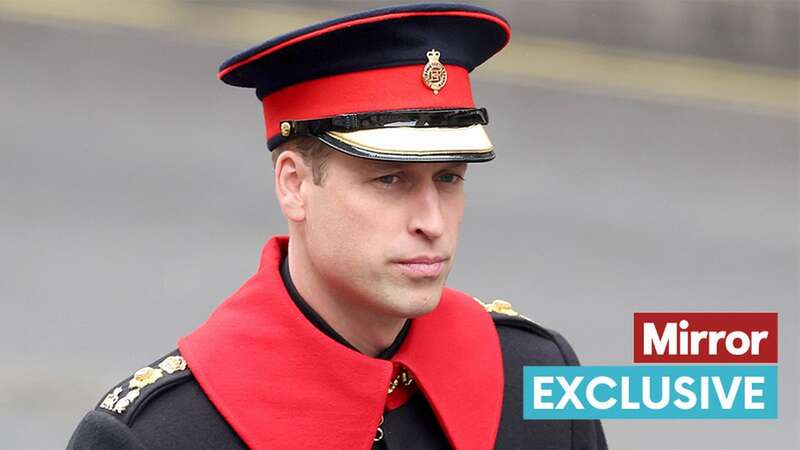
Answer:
179;236;503;449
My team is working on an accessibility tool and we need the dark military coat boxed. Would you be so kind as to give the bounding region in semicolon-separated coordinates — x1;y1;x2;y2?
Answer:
68;238;606;450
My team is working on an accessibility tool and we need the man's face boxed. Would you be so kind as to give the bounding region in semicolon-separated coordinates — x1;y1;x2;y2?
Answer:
301;150;467;318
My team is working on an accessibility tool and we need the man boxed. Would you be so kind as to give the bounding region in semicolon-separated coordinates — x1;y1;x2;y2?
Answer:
68;3;607;449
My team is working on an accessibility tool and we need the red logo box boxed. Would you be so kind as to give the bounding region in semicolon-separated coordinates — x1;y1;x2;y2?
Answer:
634;312;778;363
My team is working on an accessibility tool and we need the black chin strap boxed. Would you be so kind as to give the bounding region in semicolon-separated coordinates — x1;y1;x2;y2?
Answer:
279;107;489;138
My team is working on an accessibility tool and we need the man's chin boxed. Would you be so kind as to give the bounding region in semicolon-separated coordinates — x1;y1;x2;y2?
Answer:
393;287;444;318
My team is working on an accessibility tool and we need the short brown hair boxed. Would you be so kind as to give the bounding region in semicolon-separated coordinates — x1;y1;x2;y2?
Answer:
271;137;331;185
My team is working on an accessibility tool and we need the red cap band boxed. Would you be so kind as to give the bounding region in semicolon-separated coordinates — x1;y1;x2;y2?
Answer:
261;64;475;142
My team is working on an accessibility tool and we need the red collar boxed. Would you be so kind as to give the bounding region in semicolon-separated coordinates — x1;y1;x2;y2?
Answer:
178;236;503;450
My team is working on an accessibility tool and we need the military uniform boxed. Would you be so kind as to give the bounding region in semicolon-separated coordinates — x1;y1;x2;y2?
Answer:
68;237;606;449
68;4;607;449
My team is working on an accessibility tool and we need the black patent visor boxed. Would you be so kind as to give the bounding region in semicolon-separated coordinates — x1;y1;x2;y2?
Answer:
279;108;489;138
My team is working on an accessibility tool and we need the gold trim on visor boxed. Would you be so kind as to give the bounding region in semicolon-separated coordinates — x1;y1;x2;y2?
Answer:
325;124;493;156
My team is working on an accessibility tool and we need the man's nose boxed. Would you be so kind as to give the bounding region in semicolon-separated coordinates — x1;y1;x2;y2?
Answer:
408;182;445;240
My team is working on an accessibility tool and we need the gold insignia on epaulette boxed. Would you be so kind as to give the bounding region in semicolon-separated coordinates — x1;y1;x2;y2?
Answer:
485;299;519;316
99;357;186;414
474;297;535;322
99;387;122;411
158;355;187;374
473;296;518;315
128;366;164;389
112;388;140;414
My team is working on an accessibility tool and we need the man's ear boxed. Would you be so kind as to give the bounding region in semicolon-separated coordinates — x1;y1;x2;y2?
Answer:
274;151;310;223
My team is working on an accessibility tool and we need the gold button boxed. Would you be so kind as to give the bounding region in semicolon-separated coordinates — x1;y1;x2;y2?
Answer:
280;122;291;137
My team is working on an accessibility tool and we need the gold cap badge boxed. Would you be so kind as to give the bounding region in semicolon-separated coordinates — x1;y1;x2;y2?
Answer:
422;49;447;95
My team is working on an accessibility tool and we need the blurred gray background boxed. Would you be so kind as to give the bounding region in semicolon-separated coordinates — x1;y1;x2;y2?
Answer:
1;1;797;449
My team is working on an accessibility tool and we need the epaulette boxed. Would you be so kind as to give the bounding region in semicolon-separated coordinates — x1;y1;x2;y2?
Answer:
474;297;581;366
473;297;554;340
95;350;192;424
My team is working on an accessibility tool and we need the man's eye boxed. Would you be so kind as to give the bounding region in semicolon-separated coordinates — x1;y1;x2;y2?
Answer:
437;173;465;184
376;175;400;185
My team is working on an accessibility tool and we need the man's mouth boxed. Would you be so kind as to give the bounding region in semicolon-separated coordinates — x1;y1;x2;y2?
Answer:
393;256;449;278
